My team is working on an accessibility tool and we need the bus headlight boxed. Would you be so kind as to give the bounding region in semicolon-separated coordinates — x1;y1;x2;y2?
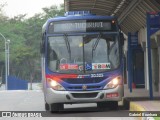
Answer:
47;78;65;91
104;76;122;89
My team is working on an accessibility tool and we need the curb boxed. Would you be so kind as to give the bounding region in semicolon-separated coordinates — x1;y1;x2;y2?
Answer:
129;102;155;120
130;102;145;111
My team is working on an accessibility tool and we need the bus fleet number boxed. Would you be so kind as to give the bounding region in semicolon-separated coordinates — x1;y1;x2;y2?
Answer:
91;74;103;78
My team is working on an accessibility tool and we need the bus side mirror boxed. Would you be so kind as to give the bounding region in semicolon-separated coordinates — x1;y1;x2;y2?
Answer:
120;33;124;46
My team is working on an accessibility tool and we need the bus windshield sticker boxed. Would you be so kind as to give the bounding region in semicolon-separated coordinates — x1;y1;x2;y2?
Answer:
60;64;68;70
85;64;92;71
60;64;78;70
92;63;111;69
78;65;83;71
68;64;78;70
78;64;92;71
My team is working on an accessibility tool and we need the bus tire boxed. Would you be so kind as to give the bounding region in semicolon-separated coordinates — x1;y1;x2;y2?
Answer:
45;102;49;111
50;103;63;112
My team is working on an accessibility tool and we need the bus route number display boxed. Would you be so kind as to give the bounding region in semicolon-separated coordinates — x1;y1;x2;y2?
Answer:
48;20;116;33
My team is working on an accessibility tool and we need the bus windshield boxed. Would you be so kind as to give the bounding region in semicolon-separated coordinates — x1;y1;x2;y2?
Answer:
47;33;120;74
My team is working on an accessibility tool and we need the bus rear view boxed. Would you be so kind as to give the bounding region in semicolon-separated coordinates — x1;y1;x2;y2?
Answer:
41;11;124;112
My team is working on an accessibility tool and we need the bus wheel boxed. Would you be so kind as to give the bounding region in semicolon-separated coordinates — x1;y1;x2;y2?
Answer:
45;102;49;111
50;103;64;112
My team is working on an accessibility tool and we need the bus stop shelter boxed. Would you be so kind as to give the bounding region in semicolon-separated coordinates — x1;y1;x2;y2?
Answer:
64;0;160;99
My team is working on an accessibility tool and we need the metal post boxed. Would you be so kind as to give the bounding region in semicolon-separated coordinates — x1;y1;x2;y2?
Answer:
146;13;153;100
127;33;130;88
128;32;132;92
0;32;8;90
7;40;10;76
5;42;8;90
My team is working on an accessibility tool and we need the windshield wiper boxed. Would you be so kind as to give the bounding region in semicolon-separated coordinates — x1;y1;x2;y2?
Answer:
92;32;102;59
63;34;71;61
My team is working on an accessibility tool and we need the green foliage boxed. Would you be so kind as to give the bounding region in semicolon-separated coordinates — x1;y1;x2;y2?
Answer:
0;4;64;81
154;117;160;120
42;4;64;18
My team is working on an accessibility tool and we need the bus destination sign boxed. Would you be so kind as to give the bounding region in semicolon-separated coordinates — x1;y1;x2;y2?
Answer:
48;20;116;33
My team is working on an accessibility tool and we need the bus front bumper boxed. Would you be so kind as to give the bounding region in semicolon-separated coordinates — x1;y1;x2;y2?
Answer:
44;85;124;104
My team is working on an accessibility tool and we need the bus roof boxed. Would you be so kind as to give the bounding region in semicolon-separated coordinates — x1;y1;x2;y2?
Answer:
42;13;117;33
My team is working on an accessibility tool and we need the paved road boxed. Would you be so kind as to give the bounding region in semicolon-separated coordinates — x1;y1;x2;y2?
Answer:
0;90;135;120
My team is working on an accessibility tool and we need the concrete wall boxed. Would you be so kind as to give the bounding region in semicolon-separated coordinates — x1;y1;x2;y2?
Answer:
151;49;159;92
151;32;160;92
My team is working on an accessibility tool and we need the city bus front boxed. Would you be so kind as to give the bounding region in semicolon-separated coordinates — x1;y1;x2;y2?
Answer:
42;16;124;111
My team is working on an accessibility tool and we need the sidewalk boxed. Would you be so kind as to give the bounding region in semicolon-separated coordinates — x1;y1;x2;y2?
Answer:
130;101;160;111
0;83;42;90
130;101;160;120
123;85;160;120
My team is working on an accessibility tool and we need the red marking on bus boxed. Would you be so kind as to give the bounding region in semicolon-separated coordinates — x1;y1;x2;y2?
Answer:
148;11;158;15
46;74;78;79
106;93;119;98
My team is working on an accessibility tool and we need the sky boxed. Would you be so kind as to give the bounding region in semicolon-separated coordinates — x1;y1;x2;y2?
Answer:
0;0;64;18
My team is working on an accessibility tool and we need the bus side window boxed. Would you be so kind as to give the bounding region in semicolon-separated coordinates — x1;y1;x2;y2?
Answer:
48;42;58;71
49;49;58;61
48;50;58;71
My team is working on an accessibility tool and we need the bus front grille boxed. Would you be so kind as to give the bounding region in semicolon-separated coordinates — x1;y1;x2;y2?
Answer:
71;92;98;98
62;77;106;84
68;86;101;90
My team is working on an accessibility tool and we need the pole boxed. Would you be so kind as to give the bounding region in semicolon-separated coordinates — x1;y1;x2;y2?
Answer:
146;13;153;100
0;32;8;90
128;32;132;92
7;40;10;76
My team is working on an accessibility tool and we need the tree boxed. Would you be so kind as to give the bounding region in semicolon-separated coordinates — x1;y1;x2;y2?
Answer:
0;3;64;82
42;4;64;18
0;3;8;22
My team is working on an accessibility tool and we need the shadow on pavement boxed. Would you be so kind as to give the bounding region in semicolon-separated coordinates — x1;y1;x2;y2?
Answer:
43;105;128;117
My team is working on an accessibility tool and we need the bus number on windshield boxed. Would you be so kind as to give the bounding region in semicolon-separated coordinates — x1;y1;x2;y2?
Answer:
91;74;103;78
